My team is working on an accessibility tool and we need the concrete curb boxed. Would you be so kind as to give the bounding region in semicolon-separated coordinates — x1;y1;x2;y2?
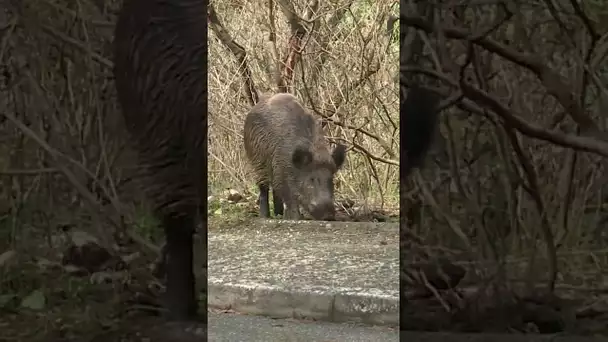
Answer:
208;280;399;327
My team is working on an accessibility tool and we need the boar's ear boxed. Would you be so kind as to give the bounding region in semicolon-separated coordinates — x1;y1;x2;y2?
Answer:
332;144;346;170
292;145;313;169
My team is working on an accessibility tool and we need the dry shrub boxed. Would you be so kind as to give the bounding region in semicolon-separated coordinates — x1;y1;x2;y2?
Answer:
0;0;151;251
401;1;608;329
208;0;400;210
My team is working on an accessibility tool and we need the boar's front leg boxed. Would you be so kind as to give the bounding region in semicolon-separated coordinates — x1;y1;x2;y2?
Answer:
281;187;301;220
272;189;284;217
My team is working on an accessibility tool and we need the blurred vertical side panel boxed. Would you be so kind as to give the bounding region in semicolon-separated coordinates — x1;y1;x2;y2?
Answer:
113;0;209;332
399;0;443;333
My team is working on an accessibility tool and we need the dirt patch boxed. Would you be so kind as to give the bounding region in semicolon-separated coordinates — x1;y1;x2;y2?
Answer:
0;230;206;342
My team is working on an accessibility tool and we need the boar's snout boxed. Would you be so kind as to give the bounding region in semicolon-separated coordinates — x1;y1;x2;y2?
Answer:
308;199;336;221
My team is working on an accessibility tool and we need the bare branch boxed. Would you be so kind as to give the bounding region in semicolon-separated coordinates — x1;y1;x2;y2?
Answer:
401;14;600;135
460;80;608;157
208;4;258;105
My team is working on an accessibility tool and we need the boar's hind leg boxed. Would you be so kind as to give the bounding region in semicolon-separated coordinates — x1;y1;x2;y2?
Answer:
161;209;197;320
258;183;271;218
272;189;284;217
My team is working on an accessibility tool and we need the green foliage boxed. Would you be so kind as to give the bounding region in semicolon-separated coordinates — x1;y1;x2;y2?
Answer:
586;0;608;33
207;196;253;219
130;205;161;242
20;289;46;310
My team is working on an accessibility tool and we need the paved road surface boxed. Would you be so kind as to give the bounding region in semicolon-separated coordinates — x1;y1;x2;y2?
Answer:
208;311;608;342
208;311;399;342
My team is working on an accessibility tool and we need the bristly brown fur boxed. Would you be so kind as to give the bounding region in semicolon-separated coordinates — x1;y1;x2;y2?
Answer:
243;93;346;220
401;86;440;177
114;0;206;215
